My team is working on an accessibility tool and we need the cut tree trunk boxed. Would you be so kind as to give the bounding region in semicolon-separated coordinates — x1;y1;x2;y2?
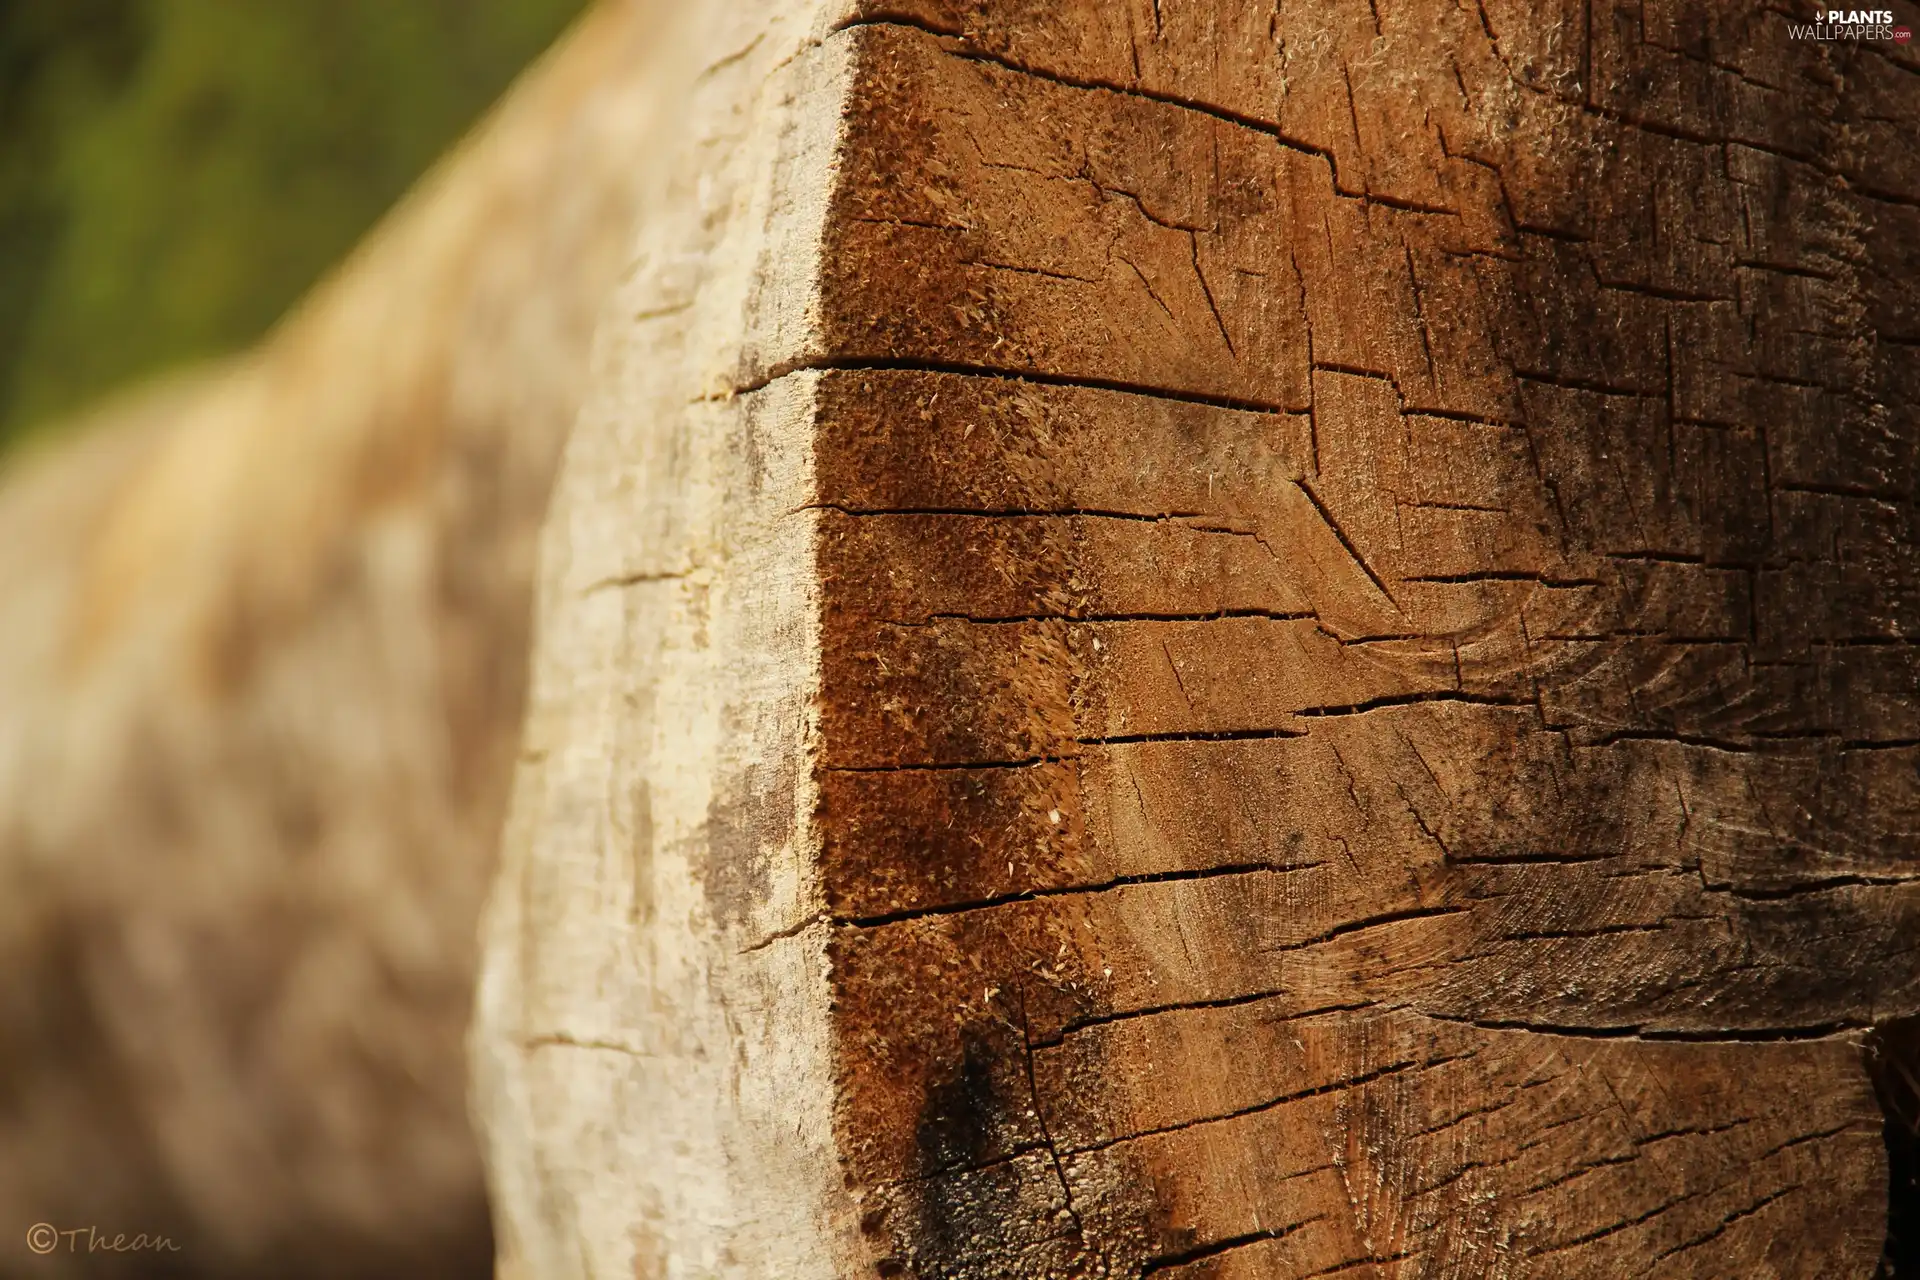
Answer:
473;1;1920;1278
0;3;674;1274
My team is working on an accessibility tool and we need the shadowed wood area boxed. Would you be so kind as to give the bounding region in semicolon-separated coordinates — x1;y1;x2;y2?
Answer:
476;1;1919;1277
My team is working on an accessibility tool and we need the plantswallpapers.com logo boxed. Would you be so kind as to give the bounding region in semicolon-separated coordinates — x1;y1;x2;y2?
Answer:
1789;8;1913;39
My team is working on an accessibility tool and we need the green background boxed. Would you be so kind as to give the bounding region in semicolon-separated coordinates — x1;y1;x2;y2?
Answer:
0;0;586;451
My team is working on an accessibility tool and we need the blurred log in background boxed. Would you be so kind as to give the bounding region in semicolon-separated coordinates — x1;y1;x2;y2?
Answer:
0;1;676;1274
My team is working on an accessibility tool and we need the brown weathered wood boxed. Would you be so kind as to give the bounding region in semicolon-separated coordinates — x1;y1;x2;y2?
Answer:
4;0;1906;1275
0;3;674;1274
478;1;1918;1276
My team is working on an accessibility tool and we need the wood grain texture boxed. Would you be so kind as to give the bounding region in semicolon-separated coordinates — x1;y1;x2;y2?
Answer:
479;1;1919;1276
0;3;671;1274
466;5;861;1279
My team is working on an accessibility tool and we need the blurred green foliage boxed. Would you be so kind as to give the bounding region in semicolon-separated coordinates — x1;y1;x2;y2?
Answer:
0;0;586;449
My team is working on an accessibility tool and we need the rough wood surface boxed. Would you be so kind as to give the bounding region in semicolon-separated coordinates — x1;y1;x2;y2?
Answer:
0;3;669;1274
479;1;1919;1277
